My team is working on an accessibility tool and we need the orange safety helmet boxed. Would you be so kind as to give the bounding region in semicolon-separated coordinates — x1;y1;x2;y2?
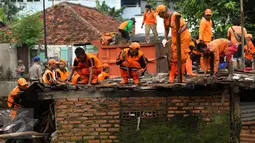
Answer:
17;78;28;86
155;5;167;16
48;59;59;65
205;9;212;15
129;42;140;49
59;59;67;65
102;63;110;69
247;34;253;39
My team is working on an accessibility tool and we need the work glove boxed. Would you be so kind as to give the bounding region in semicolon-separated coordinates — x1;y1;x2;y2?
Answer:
137;69;144;77
141;24;144;29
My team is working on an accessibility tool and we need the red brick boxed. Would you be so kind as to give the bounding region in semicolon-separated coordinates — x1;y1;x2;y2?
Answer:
109;136;117;139
75;101;85;105
176;103;184;106
89;124;99;128
83;136;96;139
183;114;189;117
100;132;111;135
108;112;119;115
58;129;68;133
192;110;200;113
70;121;81;124
102;116;113;119
75;132;87;136
203;118;211;121
63;133;73;136
171;99;182;103
62;125;73;129
183;100;192;103
68;113;80;117
100;124;111;128
95;128;107;132
195;99;206;102
168;96;179;99
212;102;222;106
79;97;89;101
175;111;185;114
62;102;74;105
101;140;113;143
109;120;120;123
201;110;209;113
168;111;175;114
114;124;120;127
66;142;75;143
83;120;94;124
56;98;66;102
88;132;99;136
84;113;94;116
167;114;175;118
67;98;79;102
87;109;97;112
114;140;120;142
114;116;119;119
89;140;100;143
83;128;95;132
178;96;189;99
71;136;82;140
56;102;62;105
95;120;107;124
95;112;107;116
56;117;65;121
59;136;70;140
188;103;199;106
200;103;209;106
112;108;119;111
78;124;87;128
168;107;178;110
182;107;193;110
57;105;68;109
60;121;68;124
73;109;84;113
73;128;82;132
108;128;119;132
194;107;204;110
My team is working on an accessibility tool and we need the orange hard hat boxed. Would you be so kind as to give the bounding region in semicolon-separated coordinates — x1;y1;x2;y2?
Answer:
48;59;59;65
102;63;110;68
129;42;140;49
17;78;28;86
59;59;67;65
205;9;212;15
155;5;167;16
247;34;253;39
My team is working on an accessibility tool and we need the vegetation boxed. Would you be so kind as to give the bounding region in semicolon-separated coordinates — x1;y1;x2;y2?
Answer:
119;113;229;143
0;0;24;22
95;0;126;21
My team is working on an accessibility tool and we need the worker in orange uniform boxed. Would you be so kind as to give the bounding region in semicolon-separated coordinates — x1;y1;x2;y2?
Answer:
71;72;81;85
186;40;198;76
43;59;59;85
67;47;102;85
155;5;191;82
118;18;136;41
55;60;69;83
227;17;248;68
8;78;29;120
199;9;213;44
116;42;147;84
141;4;158;43
98;63;110;82
201;38;238;79
244;34;255;70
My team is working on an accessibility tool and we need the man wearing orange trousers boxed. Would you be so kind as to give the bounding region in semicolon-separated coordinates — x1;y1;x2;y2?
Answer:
68;47;102;85
201;38;238;79
116;42;147;84
8;78;29;120
155;5;191;82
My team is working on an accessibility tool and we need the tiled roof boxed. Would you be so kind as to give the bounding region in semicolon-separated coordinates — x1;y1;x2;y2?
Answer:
44;2;121;45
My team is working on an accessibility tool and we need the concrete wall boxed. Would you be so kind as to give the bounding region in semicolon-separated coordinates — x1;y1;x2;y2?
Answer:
0;81;17;97
0;44;18;79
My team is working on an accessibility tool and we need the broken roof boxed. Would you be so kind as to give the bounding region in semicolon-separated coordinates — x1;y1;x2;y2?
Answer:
44;2;121;45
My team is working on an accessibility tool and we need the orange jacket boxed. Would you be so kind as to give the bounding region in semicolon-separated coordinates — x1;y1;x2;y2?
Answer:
72;53;102;70
116;48;147;71
98;72;109;81
244;40;255;60
55;69;69;81
199;17;212;42
205;38;229;73
142;10;157;25
164;11;191;44
43;69;56;85
227;26;248;45
8;86;21;108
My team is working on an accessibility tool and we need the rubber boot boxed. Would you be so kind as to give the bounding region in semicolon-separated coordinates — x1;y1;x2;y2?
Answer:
132;71;140;84
169;63;177;83
186;57;197;76
181;63;186;82
120;69;129;84
226;60;233;81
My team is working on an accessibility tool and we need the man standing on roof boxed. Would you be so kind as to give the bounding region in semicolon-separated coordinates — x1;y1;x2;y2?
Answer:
67;47;102;85
43;59;59;85
119;18;136;41
55;60;69;83
8;78;29;120
29;56;43;84
116;42;147;85
227;17;248;69
244;34;255;71
155;5;191;83
98;63;110;82
141;4;158;43
199;9;213;44
200;38;238;79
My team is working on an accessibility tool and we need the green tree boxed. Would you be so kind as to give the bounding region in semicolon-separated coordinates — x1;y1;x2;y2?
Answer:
146;0;158;11
95;0;126;20
172;0;240;38
11;12;43;47
0;0;25;22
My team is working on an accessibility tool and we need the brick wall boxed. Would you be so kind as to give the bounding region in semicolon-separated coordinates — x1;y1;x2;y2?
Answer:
54;95;229;143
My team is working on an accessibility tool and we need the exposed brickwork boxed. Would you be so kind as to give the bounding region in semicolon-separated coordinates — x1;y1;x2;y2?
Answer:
55;98;120;143
55;95;229;142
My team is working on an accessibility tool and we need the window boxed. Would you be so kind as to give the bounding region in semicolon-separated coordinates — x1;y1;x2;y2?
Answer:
17;0;23;2
11;0;16;2
27;0;33;1
122;0;140;7
34;0;40;1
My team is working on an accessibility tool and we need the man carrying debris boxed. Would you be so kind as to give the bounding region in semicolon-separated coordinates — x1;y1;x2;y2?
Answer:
98;63;110;82
43;59;59;85
116;42;147;84
8;78;29;120
68;47;102;85
200;38;238;79
29;56;43;84
244;34;255;71
155;5;191;82
141;4;158;43
118;18;136;41
55;60;70;83
227;18;248;69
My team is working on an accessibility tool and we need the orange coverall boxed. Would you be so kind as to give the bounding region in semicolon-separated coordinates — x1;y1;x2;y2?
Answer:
116;48;147;84
56;69;69;82
98;72;109;82
203;39;230;73
8;87;21;120
164;12;191;82
199;17;213;44
72;53;102;84
244;40;255;60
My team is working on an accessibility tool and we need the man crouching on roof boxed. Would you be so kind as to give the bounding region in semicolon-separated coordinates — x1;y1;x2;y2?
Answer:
67;47;102;85
116;42;147;85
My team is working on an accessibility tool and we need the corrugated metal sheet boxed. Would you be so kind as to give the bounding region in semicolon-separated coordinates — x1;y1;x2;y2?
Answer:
240;102;255;143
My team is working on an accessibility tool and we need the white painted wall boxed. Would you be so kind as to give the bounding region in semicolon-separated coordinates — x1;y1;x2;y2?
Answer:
122;6;141;19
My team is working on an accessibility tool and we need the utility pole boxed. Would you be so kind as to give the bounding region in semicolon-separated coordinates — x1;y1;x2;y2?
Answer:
240;0;245;69
176;15;182;83
43;0;48;60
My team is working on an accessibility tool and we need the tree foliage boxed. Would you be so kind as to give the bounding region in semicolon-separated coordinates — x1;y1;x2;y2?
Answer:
146;0;158;11
172;0;240;38
0;0;24;22
10;12;43;47
95;0;126;20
